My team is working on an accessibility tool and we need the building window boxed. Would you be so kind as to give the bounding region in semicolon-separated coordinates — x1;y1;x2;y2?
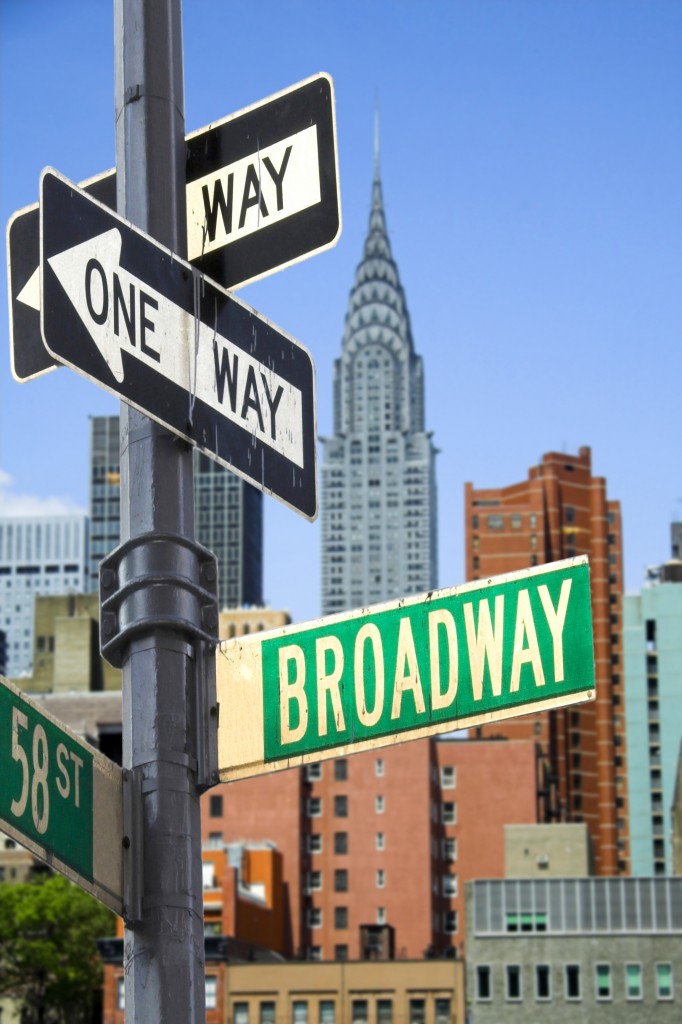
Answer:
375;758;385;777
595;964;612;1000
334;795;348;817
408;999;425;1024
205;976;218;1011
293;1001;308;1024
442;875;457;898
566;964;581;1000
306;763;322;781
207;831;222;849
443;838;457;862
335;944;348;960
308;908;322;928
260;1003;276;1024
376;869;385;888
375;795;385;813
209;794;223;817
234;1002;249;1024
308;871;322;892
309;946;322;961
308;797;322;817
319;1000;335;1024
334;869;348;892
334;832;348;855
335;906;348;929
309;834;322;854
656;963;673;1000
444;910;458;934
440;765;456;789
506;965;521;1001
487;514;504;530
376;832;385;851
434;999;450;1024
351;1000;368;1024
506;911;546;933
625;963;642;1000
352;999;368;1024
476;966;492;1001
441;802;456;824
117;977;125;1010
334;759;348;781
377;1001;392;1024
536;964;551;1001
377;907;386;925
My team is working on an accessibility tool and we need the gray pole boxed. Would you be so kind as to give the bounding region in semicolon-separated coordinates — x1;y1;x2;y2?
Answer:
113;2;206;1021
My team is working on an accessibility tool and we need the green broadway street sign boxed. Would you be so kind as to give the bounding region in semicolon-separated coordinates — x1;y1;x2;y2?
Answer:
0;677;123;913
217;557;595;781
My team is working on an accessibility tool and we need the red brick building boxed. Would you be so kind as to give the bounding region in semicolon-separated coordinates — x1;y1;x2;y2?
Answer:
101;843;286;1024
201;736;538;960
464;446;628;875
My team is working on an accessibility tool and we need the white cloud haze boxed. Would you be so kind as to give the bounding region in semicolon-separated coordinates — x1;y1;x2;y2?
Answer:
0;469;86;518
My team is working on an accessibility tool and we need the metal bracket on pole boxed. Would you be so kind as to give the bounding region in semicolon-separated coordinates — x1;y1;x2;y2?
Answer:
99;530;220;791
99;530;219;668
122;766;144;925
195;639;220;792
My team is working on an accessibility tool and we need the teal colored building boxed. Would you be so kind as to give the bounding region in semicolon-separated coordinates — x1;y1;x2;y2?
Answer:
624;537;682;876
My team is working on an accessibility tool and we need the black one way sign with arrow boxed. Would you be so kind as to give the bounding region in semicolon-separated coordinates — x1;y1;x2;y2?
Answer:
40;168;317;520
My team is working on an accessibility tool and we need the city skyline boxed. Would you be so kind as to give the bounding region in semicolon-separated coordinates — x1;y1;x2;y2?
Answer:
1;0;680;625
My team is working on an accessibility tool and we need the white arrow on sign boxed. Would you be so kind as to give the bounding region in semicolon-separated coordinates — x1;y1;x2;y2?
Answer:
48;228;304;467
17;267;40;311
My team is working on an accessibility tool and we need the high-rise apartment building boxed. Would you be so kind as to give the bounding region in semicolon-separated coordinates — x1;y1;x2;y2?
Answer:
624;525;682;876
88;416;262;608
464;446;628;876
320;146;437;615
88;415;120;592
0;514;88;676
195;453;262;609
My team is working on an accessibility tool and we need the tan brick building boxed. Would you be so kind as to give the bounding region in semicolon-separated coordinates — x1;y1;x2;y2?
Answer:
104;954;466;1024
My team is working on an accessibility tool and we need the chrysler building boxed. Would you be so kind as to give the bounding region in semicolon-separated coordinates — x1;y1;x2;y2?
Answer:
321;133;438;614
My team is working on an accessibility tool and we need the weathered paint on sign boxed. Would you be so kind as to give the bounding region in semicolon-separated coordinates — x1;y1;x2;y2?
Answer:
0;676;123;912
40;168;317;519
216;557;595;781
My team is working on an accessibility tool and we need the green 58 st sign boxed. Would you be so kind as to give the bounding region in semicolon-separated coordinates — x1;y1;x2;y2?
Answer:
6;697;90;868
0;677;123;912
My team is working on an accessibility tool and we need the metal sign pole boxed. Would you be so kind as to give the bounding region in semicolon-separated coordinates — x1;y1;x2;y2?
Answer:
111;2;215;1020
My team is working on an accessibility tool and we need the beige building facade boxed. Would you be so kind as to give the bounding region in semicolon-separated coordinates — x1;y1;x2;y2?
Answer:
504;823;592;878
221;960;465;1024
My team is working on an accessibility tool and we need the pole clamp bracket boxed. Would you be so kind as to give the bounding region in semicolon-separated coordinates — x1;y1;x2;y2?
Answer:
99;531;219;668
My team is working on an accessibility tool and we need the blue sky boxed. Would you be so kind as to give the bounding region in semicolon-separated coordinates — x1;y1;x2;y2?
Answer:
1;0;681;625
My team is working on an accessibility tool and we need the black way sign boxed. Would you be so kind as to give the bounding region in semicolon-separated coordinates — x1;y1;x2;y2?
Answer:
8;73;340;382
40;168;317;520
186;72;340;289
